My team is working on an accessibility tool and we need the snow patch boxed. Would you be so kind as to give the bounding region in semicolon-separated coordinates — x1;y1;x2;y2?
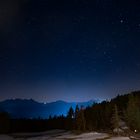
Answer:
0;130;130;140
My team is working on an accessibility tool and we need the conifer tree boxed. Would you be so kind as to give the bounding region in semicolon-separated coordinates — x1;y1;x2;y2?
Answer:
75;108;86;131
111;105;120;135
126;95;140;131
66;107;74;130
67;107;74;119
75;105;79;118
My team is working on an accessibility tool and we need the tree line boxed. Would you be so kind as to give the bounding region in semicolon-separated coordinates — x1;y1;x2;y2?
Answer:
0;91;140;134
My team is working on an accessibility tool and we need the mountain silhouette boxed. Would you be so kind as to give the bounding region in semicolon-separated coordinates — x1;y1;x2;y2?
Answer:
0;99;98;118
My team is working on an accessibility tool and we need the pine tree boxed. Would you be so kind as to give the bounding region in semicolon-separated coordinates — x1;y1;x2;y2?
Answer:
126;95;140;131
0;112;10;133
111;105;120;135
75;108;86;131
67;107;74;119
75;105;79;118
66;107;74;130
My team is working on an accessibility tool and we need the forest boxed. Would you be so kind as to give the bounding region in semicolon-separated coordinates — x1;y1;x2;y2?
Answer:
0;91;140;134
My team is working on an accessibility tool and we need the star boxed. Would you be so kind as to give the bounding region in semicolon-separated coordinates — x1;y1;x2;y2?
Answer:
109;59;113;63
103;51;107;55
120;19;124;23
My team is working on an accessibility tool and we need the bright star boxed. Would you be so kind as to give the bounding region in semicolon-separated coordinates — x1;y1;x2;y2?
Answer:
120;19;123;23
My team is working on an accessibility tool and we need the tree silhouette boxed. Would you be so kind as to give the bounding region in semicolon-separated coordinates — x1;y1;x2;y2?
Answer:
75;108;86;131
0;112;10;133
126;95;140;131
111;105;120;135
67;106;74;119
66;107;74;130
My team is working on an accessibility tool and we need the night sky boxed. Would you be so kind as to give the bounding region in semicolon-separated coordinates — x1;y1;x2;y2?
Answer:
1;0;140;102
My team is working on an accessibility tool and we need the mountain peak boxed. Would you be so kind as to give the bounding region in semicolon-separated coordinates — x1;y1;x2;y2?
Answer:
0;98;97;119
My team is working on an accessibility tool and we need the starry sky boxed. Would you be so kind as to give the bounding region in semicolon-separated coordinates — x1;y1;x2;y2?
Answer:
1;0;140;102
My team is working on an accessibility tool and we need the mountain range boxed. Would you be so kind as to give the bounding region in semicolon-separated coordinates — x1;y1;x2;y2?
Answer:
0;99;98;119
